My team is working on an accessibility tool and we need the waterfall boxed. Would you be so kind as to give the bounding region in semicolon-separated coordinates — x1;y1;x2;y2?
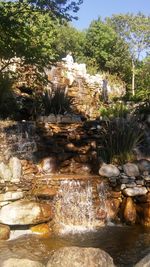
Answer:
54;179;108;233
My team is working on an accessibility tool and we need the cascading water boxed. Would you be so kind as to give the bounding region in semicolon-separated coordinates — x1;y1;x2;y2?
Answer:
54;179;108;233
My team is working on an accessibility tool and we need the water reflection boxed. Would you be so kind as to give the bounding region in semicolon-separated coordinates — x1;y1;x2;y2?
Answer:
0;226;149;267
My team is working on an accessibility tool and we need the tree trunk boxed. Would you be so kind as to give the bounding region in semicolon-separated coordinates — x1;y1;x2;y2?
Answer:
131;59;135;96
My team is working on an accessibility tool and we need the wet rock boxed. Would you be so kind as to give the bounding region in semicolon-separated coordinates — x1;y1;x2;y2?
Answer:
123;187;147;197
9;157;22;181
136;203;150;226
0;191;24;202
0;200;53;225
0;224;10;240
134;253;150;267
123;163;139;177
30;223;52;237
0;162;12;181
32;186;57;198
136;192;150;203
1;258;45;267
99;164;120;178
106;198;121;221
121;197;136;225
46;247;115;267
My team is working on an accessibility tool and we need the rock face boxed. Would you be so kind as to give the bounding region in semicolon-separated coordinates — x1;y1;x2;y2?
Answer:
99;164;120;178
1;258;45;267
0;200;53;225
46;247;115;267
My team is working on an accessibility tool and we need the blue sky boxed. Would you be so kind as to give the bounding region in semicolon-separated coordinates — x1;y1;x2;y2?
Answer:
73;0;150;30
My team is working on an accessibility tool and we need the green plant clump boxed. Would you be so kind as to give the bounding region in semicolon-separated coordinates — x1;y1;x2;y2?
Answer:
40;88;74;115
97;116;144;164
99;102;130;120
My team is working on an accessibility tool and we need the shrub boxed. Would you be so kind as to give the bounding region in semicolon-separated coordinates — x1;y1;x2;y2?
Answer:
0;73;17;119
40;88;74;115
97;116;144;164
99;102;130;120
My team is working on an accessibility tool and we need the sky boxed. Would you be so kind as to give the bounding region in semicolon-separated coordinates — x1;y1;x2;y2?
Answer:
73;0;150;30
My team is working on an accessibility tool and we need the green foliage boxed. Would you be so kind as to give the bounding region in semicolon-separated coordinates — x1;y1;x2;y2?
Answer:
82;17;131;83
40;88;74;115
97;116;144;164
0;74;17;119
99;102;129;120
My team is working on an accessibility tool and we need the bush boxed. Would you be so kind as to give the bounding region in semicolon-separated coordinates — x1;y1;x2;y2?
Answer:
0;73;17;119
40;88;74;115
97;116;144;164
99;102;130;120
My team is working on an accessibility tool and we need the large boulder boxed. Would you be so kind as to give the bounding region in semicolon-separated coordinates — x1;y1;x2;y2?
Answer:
1;258;45;267
0;200;53;225
0;191;24;202
99;164;120;178
46;247;115;267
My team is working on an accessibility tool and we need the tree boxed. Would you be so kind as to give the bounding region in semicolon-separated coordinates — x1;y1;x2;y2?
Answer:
83;17;131;79
107;13;150;95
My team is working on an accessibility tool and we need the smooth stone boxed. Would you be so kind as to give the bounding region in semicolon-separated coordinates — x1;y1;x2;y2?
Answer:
0;191;24;202
46;247;115;267
1;258;45;267
134;253;150;267
123;163;139;177
0;200;53;225
122;197;136;224
0;224;10;240
136;159;150;173
99;164;120;178
123;187;148;197
9;157;22;181
0;163;12;181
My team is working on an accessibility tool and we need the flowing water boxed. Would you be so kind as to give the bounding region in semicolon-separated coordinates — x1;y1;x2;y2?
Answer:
54;180;104;232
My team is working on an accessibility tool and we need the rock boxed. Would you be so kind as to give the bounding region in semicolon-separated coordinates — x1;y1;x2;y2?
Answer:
121;197;136;224
0;162;12;181
123;187;148;197
134;253;150;267
106;198;121;221
136;159;150;173
136;192;150;203
46;247;115;267
123;163;139;177
9;157;22;181
30;223;52;237
0;224;10;240
32;186;57;198
99;164;120;178
0;191;24;202
136;203;150;226
37;157;57;173
0;200;53;225
1;258;45;267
